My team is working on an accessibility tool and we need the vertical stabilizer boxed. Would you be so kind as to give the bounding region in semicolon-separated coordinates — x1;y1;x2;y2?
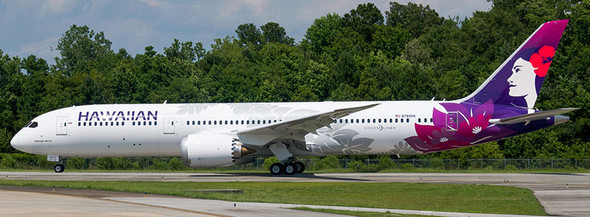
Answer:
458;20;568;112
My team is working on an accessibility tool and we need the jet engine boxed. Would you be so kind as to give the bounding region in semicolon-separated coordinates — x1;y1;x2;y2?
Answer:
180;132;254;168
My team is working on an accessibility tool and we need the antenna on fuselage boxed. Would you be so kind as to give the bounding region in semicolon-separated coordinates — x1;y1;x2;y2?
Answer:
163;100;167;104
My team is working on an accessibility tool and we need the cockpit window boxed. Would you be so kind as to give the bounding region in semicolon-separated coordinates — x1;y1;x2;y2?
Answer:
23;122;32;128
29;122;38;128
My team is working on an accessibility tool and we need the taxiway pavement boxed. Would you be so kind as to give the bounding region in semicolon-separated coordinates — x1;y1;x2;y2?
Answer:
1;172;589;216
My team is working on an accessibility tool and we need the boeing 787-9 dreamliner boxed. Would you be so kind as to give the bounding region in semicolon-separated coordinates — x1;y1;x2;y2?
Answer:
11;20;577;174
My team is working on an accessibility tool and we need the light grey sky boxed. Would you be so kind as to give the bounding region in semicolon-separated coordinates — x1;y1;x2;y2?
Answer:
0;0;491;63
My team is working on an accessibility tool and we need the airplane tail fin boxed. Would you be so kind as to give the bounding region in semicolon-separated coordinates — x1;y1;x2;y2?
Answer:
458;20;568;113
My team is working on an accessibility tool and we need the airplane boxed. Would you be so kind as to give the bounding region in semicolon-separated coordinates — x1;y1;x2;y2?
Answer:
10;20;577;175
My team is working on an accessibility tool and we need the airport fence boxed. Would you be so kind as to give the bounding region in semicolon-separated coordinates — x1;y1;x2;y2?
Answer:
1;153;589;171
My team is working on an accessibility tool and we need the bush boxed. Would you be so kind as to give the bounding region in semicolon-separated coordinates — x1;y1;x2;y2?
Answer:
349;160;364;172
506;164;518;170
67;157;87;169
169;158;186;170
378;155;396;170
401;163;415;170
151;158;169;170
317;155;340;170
430;158;444;170
113;157;134;170
263;157;280;170
95;157;113;170
0;155;17;169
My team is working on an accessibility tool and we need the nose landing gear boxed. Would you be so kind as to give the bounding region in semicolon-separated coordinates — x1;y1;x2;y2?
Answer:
53;164;65;173
47;155;64;173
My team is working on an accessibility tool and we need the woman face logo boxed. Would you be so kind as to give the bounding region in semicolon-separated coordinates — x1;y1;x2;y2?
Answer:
507;58;537;98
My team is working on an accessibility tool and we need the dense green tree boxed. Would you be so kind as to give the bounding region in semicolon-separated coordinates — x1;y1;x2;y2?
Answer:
236;23;262;45
385;2;444;38
260;22;295;45
0;1;588;159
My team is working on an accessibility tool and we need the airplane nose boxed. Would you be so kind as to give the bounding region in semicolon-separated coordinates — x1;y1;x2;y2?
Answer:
10;133;20;151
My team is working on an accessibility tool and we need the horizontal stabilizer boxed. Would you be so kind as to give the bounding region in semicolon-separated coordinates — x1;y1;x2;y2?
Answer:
490;108;578;125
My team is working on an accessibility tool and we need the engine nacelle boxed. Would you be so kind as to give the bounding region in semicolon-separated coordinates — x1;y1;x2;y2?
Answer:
180;132;253;168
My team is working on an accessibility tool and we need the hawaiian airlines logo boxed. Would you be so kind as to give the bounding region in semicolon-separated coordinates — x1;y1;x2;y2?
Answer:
78;111;158;122
507;45;555;110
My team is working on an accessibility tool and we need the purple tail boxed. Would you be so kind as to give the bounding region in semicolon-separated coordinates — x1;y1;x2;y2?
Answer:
458;20;568;114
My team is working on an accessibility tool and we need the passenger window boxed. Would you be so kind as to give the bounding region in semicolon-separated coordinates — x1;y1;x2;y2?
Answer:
192;121;195;125
407;118;410;123
186;121;190;125
225;120;228;125
400;119;404;123
418;118;421;123
430;118;433;123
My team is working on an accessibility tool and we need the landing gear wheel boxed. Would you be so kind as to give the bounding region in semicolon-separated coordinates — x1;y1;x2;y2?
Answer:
295;162;305;173
270;163;284;175
284;163;296;175
54;164;65;173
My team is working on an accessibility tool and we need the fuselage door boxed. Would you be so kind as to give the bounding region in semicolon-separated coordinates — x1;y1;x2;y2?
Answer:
164;117;175;134
56;116;68;135
446;112;458;131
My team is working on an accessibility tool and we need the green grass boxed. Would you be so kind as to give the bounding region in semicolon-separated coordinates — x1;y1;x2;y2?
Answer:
0;180;546;215
292;207;433;217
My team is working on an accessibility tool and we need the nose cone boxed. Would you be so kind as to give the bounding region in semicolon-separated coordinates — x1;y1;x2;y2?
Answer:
10;133;22;152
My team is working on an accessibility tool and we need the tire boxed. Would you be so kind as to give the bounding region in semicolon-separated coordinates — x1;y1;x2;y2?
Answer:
295;162;305;173
284;163;296;175
270;163;284;175
54;164;65;173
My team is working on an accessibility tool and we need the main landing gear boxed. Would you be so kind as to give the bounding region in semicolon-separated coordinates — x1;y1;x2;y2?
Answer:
269;162;305;175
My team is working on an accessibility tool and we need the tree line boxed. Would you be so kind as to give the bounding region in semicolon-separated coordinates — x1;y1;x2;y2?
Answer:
1;1;589;160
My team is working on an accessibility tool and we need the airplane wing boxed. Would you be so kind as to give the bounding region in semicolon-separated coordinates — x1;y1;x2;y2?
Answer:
237;103;380;147
490;108;578;125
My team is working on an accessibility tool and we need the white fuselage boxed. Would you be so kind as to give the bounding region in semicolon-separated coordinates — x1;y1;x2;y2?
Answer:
12;101;443;158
